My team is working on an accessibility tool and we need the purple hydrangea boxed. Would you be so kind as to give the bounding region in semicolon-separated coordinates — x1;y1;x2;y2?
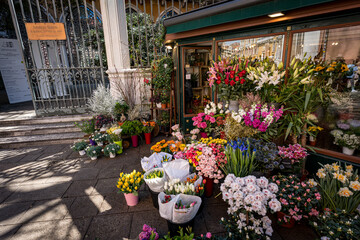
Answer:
337;122;350;130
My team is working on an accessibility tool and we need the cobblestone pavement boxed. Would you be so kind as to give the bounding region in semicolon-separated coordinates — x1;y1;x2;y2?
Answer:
0;137;318;240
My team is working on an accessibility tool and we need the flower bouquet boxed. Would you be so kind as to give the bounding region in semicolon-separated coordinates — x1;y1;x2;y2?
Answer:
223;139;256;177
277;144;308;175
308;125;323;146
164;177;205;197
85;145;102;160
143;121;156;144
192;112;217;137
315;163;360;214
117;170;144;206
271;174;321;227
220;174;281;240
71;140;88;156
150;139;176;153
139;224;159;240
103;143;121;158
171;124;185;143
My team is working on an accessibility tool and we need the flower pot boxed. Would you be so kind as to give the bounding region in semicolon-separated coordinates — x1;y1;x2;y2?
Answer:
161;103;167;109
144;132;151;144
204;177;214;197
200;132;208;139
156;103;162;109
114;141;123;154
124;192;139;206
309;136;316;146
90;156;97;160
166;103;170;108
109;152;116;158
131;135;139;148
228;100;239;112
300;169;309;182
79;150;86;156
148;188;159;209
97;142;104;147
167;219;194;237
342;147;355;155
277;212;295;228
89;138;96;146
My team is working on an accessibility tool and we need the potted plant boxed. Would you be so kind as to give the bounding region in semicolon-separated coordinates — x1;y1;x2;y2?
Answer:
104;143;121;158
150;94;161;109
271;174;321;228
94;114;113;130
160;91;170;109
142;121;155;144
86;146;102;160
138;224;159;240
113;102;129;121
308;125;323;146
71;140;88;156
277;144;308;178
330;120;360;155
93;133;108;146
121;120;143;148
116;170;144;206
106;126;123;154
74;118;95;137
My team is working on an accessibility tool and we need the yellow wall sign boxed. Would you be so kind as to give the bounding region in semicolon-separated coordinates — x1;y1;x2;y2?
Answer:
25;23;66;40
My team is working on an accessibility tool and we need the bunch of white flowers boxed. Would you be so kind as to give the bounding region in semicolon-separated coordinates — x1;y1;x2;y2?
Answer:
247;64;285;90
164;178;201;195
204;101;229;115
330;130;360;149
220;174;281;238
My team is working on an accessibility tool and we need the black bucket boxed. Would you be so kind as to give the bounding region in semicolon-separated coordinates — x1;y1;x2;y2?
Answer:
167;218;194;237
148;188;159;209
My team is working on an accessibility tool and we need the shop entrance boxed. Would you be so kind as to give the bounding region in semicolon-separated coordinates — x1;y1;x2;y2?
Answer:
179;44;212;133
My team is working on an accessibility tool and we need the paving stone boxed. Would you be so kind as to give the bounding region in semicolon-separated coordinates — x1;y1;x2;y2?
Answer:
97;164;124;179
0;187;16;204
92;178;118;196
203;203;227;234
11;218;91;240
18;153;43;162
273;222;318;240
99;192;128;215
130;210;168;238
66;195;104;219
19;198;74;223
0;224;21;239
5;181;71;203
127;190;155;213
0;201;33;225
63;180;97;197
72;167;99;180
193;213;209;235
84;213;133;239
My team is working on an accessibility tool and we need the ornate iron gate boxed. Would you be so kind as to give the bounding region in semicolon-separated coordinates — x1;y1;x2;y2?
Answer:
8;0;106;115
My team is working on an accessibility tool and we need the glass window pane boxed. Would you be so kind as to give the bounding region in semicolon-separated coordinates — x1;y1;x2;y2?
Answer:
218;35;285;63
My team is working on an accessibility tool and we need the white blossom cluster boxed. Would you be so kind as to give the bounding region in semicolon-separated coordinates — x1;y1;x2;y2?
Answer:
231;109;246;123
220;174;282;237
248;66;285;91
164;179;197;195
331;130;360;149
204;101;230;115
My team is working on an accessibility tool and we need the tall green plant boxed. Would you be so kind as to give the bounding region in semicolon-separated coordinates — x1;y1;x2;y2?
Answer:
223;139;257;177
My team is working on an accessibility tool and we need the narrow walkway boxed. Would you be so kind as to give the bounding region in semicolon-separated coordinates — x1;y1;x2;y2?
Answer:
0;138;318;239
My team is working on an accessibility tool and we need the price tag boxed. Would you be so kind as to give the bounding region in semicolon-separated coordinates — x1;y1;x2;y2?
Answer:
186;74;191;80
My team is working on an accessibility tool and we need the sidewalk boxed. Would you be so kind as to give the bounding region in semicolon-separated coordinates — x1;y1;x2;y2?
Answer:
0;137;318;239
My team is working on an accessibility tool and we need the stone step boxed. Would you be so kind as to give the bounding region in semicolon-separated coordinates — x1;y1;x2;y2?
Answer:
0;114;93;127
0;123;81;137
0;132;85;149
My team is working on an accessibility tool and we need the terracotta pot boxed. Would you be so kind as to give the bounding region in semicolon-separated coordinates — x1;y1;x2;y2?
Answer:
124;192;139;206
200;132;208;139
131;135;139;148
277;212;295;228
144;132;151;144
204;177;214;197
309;140;316;146
161;103;167;109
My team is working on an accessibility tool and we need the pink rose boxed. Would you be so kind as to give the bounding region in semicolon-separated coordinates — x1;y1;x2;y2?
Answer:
200;122;207;129
210;117;215;123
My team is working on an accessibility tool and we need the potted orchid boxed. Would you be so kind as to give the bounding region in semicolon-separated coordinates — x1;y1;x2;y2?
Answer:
271;174;321;228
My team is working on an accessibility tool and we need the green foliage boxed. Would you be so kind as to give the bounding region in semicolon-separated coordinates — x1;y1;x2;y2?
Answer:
161;227;194;240
74;119;95;135
103;143;120;156
121;120;143;136
83;29;107;68
152;57;174;91
113;102;130;120
127;12;166;67
71;141;88;151
86;146;102;157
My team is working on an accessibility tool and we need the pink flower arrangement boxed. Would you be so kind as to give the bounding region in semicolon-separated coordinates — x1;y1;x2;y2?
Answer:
243;104;283;132
192;112;216;133
278;144;308;164
271;175;321;224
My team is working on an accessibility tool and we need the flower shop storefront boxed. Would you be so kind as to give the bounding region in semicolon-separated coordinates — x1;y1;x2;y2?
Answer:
164;0;360;168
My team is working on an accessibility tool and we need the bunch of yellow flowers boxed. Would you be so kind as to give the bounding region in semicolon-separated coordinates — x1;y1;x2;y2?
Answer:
200;137;227;146
308;126;323;137
117;170;144;194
